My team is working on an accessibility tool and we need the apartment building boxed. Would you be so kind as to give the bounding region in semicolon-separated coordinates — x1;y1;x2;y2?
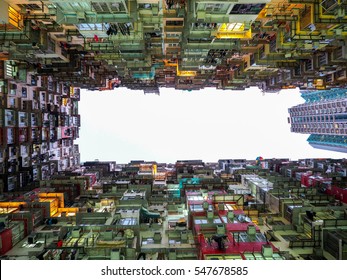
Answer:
0;60;81;193
0;0;347;262
0;158;346;260
289;88;347;153
0;0;346;92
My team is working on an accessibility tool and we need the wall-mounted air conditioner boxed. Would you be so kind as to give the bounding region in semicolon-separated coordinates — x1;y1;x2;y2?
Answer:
197;11;206;21
334;7;345;19
76;12;85;21
49;8;56;16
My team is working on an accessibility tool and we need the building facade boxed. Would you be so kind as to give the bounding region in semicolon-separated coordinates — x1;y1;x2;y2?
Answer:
0;0;346;92
0;0;347;262
288;88;347;153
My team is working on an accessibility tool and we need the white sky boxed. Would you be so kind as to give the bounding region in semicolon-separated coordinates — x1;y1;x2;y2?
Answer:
76;87;345;164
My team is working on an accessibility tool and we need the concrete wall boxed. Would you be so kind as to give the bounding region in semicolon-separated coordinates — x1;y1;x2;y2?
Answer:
0;0;9;24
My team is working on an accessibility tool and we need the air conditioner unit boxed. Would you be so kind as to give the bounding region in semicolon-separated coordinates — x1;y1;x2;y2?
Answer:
217;224;225;235
265;8;273;17
65;15;77;24
197;11;206;21
152;6;159;15
334;28;343;36
110;249;120;260
334;7;345;19
76;12;85;21
86;13;97;23
292;9;300;16
247;225;256;235
48;8;56;16
207;210;214;220
262;244;273;257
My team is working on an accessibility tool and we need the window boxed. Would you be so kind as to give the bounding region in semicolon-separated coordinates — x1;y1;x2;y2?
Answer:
220;23;244;32
139;4;152;9
91;2;126;13
197;3;229;13
166;33;180;38
230;4;266;15
17;4;42;11
8;6;21;28
166;20;183;26
321;0;338;15
305;60;313;71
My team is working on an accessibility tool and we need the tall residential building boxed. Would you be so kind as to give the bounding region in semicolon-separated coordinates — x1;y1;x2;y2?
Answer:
0;0;346;92
288;88;347;153
1;0;347;192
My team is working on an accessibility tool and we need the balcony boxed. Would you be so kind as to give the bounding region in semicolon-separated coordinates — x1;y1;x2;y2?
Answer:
164;26;184;34
163;8;185;18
